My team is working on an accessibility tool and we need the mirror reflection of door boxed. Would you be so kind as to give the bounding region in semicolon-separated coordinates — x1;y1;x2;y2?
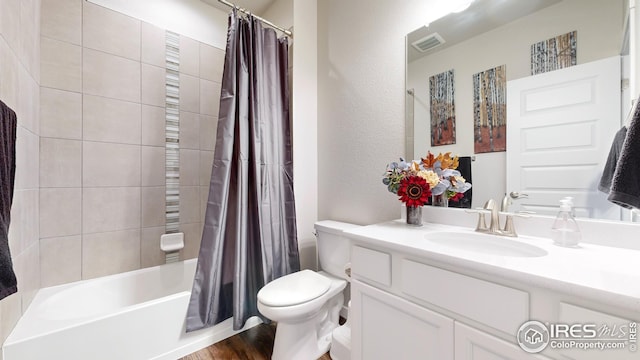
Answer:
506;56;621;220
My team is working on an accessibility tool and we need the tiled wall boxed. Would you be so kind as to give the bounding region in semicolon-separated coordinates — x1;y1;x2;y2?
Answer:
39;0;223;286
0;0;42;347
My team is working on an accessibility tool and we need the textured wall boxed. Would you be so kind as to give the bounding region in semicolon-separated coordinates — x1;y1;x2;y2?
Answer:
317;0;450;225
0;0;42;347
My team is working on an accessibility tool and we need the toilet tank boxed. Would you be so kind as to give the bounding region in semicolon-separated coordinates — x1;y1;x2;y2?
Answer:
314;220;360;279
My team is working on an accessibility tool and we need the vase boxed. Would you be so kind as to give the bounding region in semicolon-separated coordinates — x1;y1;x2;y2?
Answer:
406;206;423;226
431;194;449;207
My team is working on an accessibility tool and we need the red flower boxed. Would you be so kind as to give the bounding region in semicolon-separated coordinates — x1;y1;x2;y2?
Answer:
398;176;431;207
449;192;465;202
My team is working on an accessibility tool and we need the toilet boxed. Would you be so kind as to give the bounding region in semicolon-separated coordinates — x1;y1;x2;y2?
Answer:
257;220;358;360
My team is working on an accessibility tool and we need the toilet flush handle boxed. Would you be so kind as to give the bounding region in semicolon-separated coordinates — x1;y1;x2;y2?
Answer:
344;262;352;279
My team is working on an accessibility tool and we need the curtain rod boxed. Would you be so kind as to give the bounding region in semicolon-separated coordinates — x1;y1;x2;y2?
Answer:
217;0;293;37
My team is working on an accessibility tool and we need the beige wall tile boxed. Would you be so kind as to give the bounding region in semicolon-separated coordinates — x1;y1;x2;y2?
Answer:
40;87;82;139
41;36;81;92
180;222;202;260
41;0;81;45
40;235;81;287
13;242;40;311
15;126;39;190
200;79;221;116
141;226;166;268
83;95;141;144
141;22;165;68
179;149;199;186
40;138;81;188
82;229;140;279
141;146;165;186
199;115;217;151
40;188;81;238
0;38;19;110
199;43;224;82
83;187;141;234
83;2;141;61
141;64;165;107
200;186;209;223
17;65;40;134
18;0;40;83
83;48;141;102
179;111;199;150
141;105;165;146
179;74;200;113
0;0;20;52
9;189;39;255
142;186;165;228
83;141;141;187
200;150;214;186
0;289;22;343
179;186;200;224
180;35;199;77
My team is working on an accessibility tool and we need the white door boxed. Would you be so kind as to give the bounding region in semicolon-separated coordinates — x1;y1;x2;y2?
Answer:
506;56;621;219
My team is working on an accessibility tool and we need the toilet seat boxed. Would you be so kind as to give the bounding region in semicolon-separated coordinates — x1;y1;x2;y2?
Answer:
258;270;331;307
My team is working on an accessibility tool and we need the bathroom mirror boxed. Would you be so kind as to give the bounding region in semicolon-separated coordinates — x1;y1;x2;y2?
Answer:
406;0;633;221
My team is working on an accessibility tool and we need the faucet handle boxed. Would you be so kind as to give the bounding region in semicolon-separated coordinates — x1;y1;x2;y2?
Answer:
466;208;491;232
500;211;533;237
509;192;529;199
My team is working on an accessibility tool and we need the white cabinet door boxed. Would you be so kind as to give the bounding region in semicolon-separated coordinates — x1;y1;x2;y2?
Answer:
455;322;551;360
351;280;454;360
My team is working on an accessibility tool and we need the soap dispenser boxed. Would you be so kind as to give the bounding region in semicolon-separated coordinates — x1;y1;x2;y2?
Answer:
551;197;581;247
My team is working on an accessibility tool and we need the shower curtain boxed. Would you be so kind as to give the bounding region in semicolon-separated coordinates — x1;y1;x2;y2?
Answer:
186;10;299;332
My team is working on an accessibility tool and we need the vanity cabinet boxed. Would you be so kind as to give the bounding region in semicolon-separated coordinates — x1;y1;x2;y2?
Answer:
346;220;639;360
350;244;554;360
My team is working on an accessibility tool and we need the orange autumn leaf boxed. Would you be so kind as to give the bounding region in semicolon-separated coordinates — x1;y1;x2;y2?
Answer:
421;151;437;168
439;152;459;170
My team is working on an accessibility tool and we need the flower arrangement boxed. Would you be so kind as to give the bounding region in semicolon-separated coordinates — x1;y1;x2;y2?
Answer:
383;151;472;206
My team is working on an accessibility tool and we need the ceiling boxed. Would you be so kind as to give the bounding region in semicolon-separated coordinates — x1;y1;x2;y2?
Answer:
201;0;276;16
407;0;562;63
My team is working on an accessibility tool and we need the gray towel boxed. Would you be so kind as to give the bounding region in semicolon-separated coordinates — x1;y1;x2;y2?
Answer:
608;102;640;209
598;126;627;193
0;100;17;300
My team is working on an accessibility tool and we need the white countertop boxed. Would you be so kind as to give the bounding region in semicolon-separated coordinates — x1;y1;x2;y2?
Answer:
344;220;640;316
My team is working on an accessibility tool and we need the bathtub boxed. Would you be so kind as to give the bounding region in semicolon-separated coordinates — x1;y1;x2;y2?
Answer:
2;259;261;360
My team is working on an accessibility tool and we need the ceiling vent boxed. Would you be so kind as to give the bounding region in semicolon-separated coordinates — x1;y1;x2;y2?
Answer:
411;33;445;53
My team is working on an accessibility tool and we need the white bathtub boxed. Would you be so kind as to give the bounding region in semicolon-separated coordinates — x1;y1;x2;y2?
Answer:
2;259;261;360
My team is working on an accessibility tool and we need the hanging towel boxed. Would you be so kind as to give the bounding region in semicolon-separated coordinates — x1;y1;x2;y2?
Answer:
0;100;17;300
598;126;627;193
608;102;640;209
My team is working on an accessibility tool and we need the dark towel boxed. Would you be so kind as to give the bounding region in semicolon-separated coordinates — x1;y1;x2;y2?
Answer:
598;126;627;193
449;156;472;209
608;102;640;209
0;100;17;300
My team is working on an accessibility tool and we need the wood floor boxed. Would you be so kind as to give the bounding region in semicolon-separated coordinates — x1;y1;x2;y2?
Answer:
180;323;332;360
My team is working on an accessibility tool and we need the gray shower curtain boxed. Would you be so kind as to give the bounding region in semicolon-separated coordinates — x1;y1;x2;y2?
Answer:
186;10;299;332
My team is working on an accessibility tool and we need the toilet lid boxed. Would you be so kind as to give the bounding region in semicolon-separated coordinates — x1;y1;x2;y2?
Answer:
258;270;331;307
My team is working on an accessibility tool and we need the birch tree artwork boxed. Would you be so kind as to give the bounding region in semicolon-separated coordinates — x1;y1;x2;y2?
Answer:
429;69;456;146
531;31;577;75
473;65;506;154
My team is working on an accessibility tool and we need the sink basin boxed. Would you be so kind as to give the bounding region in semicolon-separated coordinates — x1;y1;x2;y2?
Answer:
424;231;548;257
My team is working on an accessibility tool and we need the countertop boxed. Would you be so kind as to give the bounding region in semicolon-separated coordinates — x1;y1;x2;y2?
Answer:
344;220;640;316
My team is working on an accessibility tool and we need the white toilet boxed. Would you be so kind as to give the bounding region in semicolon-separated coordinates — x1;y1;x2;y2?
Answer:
257;220;358;360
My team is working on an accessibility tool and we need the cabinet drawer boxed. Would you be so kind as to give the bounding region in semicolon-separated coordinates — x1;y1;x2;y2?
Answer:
352;246;391;287
401;259;529;335
555;303;636;360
